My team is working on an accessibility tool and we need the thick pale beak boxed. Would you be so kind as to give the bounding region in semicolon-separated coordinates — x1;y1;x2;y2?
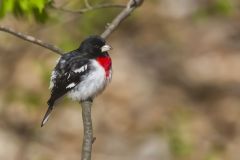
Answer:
101;44;112;52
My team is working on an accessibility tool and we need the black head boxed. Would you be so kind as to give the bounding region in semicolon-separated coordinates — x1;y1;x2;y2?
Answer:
79;35;111;56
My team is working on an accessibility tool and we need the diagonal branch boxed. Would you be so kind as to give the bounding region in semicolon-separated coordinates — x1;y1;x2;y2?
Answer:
0;25;64;55
50;3;125;14
101;0;144;39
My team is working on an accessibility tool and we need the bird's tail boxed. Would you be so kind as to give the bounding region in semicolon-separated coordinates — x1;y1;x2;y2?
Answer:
41;99;55;127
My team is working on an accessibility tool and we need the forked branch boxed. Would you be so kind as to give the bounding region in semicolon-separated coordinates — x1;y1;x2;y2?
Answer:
0;0;143;55
0;1;144;160
81;1;144;160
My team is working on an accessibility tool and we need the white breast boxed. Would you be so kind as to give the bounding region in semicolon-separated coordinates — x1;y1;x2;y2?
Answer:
67;60;109;101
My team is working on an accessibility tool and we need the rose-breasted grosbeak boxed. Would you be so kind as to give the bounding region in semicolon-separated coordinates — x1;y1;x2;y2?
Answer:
41;35;112;127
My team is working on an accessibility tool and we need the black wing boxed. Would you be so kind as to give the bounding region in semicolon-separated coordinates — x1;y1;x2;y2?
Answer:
41;53;90;127
48;54;90;106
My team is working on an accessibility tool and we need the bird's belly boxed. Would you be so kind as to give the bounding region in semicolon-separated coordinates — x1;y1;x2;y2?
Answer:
67;60;109;101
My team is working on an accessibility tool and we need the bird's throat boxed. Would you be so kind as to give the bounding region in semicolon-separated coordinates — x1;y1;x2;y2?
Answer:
96;56;112;77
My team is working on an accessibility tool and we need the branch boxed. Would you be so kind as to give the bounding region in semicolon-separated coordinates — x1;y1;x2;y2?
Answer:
80;100;93;160
0;1;144;160
0;25;64;55
79;1;144;160
101;0;144;39
0;0;143;55
50;3;125;14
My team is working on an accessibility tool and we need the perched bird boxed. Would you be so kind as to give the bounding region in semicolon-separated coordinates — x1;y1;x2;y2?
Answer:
41;35;112;127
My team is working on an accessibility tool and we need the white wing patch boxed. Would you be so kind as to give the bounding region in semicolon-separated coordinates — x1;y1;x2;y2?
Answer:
49;57;62;89
67;74;71;79
67;60;107;101
66;82;76;89
74;65;88;73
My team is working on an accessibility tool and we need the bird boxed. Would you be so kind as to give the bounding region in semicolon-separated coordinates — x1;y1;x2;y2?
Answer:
41;35;112;127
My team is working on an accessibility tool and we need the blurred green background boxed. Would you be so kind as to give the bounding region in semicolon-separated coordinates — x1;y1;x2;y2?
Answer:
1;0;240;160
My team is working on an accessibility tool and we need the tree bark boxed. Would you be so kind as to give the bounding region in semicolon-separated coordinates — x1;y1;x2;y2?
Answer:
80;100;93;160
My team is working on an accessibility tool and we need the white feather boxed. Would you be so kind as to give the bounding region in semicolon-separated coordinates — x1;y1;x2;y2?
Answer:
67;74;71;79
42;113;50;126
67;60;109;101
49;57;62;89
74;65;87;73
49;71;57;89
66;83;76;89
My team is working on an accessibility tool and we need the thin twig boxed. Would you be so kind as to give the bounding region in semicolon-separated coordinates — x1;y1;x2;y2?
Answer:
0;0;143;55
50;3;125;14
101;0;144;39
80;100;93;160
0;25;64;55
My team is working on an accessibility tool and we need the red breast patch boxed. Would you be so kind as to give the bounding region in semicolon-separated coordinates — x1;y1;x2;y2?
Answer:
96;57;112;77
